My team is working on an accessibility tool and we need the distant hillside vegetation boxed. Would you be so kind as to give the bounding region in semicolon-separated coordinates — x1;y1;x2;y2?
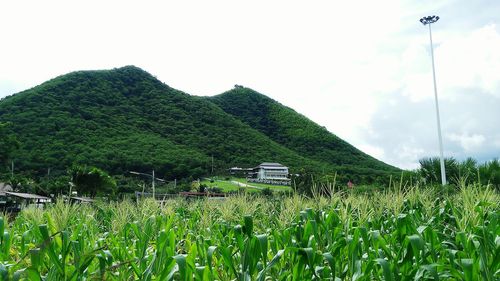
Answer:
209;87;398;175
0;66;398;182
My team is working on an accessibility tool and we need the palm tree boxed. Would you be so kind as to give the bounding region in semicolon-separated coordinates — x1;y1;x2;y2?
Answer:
418;157;458;185
478;159;500;189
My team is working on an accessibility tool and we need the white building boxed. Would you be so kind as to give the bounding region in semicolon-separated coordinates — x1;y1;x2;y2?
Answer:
250;162;290;184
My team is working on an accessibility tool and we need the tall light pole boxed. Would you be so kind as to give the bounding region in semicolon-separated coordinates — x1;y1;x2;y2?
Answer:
420;15;446;186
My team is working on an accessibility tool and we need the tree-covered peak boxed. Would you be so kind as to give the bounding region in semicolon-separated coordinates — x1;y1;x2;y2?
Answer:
217;86;274;102
209;87;399;173
1;66;398;188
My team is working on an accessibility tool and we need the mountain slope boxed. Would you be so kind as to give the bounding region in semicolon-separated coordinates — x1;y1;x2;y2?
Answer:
0;66;398;182
209;87;398;174
0;66;320;178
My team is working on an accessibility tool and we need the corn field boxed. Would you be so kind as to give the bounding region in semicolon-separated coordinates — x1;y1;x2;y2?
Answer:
0;186;499;280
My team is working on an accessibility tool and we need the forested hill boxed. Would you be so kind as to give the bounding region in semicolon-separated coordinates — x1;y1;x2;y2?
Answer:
209;87;398;174
0;66;398;181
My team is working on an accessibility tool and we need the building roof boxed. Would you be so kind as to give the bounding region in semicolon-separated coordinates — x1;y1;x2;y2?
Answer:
229;167;253;171
71;196;95;203
5;192;50;200
0;183;12;192
256;162;288;169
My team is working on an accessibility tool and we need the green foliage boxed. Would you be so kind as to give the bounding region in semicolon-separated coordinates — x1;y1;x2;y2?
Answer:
478;159;500;189
418;157;460;184
418;157;500;189
0;186;498;279
37;175;71;196
0;66;397;195
260;187;273;197
3;174;36;193
70;165;116;196
291;168;318;196
0;122;19;168
198;183;208;193
207;186;223;193
210;87;399;176
291;167;392;196
113;174;148;194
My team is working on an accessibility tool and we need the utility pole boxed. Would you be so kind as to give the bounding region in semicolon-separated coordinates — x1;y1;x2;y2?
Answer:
129;170;165;199
420;15;447;186
211;155;214;175
11;160;14;178
152;169;155;198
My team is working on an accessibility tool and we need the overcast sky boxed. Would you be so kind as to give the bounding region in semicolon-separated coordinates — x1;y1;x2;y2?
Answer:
1;0;499;169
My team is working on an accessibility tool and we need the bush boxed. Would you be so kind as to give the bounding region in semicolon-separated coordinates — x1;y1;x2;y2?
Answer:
207;186;222;193
261;187;273;197
198;183;208;193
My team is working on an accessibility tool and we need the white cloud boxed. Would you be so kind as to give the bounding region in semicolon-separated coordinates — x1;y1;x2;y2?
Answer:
448;133;485;152
394;145;426;170
437;24;500;99
495;139;500;148
351;19;500;168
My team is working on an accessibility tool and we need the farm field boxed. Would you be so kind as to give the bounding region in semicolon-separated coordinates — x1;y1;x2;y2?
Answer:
0;185;499;280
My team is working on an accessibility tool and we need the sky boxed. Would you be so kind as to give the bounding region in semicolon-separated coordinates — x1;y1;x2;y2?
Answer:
1;0;499;169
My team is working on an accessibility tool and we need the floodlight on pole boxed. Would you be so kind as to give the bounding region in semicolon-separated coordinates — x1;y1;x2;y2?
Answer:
420;15;447;186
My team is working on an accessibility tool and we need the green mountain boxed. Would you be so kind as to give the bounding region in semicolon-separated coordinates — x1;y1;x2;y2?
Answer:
209;88;397;175
0;66;398;182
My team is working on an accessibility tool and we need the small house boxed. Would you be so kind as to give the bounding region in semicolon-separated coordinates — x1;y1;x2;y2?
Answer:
1;192;51;212
228;167;253;177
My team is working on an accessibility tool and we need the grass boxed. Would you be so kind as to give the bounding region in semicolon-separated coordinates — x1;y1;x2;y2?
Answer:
200;178;250;192
201;177;292;193
200;178;259;192
234;178;292;191
0;184;498;280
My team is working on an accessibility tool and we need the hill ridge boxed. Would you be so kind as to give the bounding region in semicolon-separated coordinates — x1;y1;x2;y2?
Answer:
0;66;398;184
209;86;397;173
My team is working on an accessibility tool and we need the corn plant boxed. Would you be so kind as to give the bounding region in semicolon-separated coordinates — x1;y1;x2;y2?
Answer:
0;185;497;280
